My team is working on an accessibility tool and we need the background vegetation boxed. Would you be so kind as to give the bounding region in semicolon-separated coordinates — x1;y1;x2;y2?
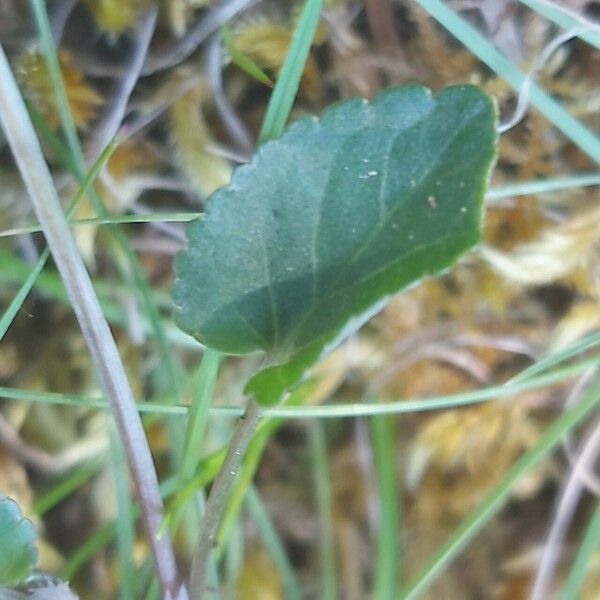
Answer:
0;0;599;598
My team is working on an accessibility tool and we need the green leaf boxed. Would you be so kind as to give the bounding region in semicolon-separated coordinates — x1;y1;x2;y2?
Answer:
173;84;498;405
0;496;38;584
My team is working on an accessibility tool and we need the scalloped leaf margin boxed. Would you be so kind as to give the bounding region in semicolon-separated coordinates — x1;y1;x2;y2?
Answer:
0;495;38;585
173;84;498;405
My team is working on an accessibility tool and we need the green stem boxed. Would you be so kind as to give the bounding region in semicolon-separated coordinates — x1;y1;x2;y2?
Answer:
0;41;182;599
189;399;263;598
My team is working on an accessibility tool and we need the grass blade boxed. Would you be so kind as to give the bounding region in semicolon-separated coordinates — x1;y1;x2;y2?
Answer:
29;0;186;419
265;357;600;418
0;212;200;238
561;498;600;599
245;485;302;600
414;0;600;164
399;379;600;599
59;522;116;581
517;0;600;51
0;137;117;342
370;414;400;598
485;172;600;201
179;350;221;483
0;248;201;351
0;40;180;598
28;0;85;171
1;354;599;418
258;0;323;143
309;422;337;600
32;462;102;517
110;426;135;600
0;249;49;342
509;331;600;384
221;25;273;87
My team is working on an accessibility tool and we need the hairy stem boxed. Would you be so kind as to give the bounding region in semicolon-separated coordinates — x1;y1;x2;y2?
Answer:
0;44;184;599
189;399;263;598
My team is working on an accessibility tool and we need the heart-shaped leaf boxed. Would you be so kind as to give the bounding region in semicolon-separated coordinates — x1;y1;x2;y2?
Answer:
173;84;497;405
0;496;38;584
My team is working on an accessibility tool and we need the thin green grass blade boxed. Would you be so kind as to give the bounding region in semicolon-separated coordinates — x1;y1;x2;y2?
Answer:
517;0;600;51
169;349;221;592
133;556;155;600
0;138;117;342
32;461;102;516
0;249;118;314
509;331;600;384
158;350;221;545
0;212;200;238
399;378;600;600
179;349;221;482
246;485;302;600
59;474;180;582
27;100;79;174
110;427;135;600
28;0;86;172
53;367;600;584
222;25;273;87
265;356;600;418
309;422;337;600
0;249;200;351
144;577;160;600
0;249;49;341
1;354;599;418
0;385;236;417
414;0;600;164
162;450;226;535
29;0;185;417
370;414;400;598
561;498;600;599
258;0;323;143
59;522;115;580
2;244;173;315
2;170;592;240
3;174;593;237
486;172;600;201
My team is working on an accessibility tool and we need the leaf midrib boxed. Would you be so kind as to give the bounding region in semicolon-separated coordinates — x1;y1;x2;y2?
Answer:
272;102;485;354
